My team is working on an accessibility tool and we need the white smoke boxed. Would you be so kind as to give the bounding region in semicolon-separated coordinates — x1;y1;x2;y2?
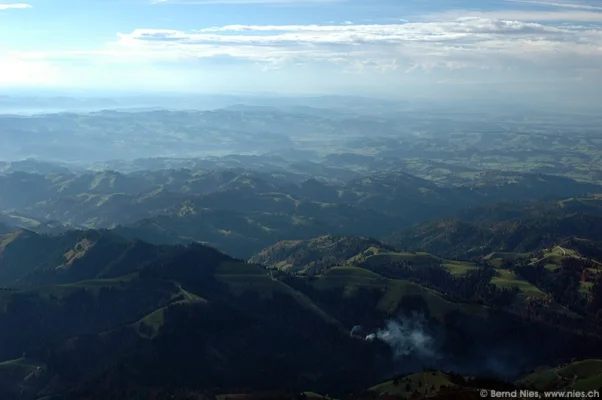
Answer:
352;314;437;359
375;317;436;359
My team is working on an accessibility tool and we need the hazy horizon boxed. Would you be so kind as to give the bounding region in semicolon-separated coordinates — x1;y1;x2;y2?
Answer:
0;0;601;106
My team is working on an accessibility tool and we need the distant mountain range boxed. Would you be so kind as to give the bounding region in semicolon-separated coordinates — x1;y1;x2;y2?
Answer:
0;166;599;259
1;101;602;399
0;222;601;399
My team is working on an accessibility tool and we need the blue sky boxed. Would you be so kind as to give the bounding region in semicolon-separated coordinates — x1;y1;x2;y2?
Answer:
1;0;601;98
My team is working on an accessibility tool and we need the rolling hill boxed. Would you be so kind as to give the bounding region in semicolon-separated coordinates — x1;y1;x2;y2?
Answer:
0;230;392;399
0;148;601;398
385;197;602;260
1;164;598;260
1;228;601;399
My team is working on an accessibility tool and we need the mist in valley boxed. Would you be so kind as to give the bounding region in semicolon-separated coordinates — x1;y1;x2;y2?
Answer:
2;0;602;396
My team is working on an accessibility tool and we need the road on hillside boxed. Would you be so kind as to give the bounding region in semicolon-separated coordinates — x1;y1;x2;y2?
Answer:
528;246;567;265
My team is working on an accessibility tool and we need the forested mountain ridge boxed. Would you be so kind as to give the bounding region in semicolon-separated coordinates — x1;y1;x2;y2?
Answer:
1;167;599;259
0;230;392;399
1;100;601;399
1;226;602;400
385;196;602;259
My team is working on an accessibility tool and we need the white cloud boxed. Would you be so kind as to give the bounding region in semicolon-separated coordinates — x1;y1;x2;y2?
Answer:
3;8;602;95
104;18;601;74
0;3;31;10
0;57;58;86
505;0;602;11
428;10;602;22
12;18;602;74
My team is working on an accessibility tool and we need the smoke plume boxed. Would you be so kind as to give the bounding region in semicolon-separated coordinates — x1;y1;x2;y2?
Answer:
351;313;437;360
375;317;436;359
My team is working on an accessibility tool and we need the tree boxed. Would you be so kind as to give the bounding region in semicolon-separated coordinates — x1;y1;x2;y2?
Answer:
590;274;602;313
582;269;592;283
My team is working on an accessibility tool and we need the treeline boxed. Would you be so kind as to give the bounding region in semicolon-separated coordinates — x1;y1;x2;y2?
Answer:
62;374;526;400
563;237;602;261
359;260;520;309
517;257;602;325
353;257;602;337
253;235;393;276
387;210;602;260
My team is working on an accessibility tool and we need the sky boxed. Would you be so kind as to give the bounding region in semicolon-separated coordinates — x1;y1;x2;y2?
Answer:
0;0;601;99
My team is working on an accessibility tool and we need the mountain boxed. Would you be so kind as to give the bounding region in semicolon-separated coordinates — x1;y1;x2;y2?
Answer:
253;233;600;311
252;232;602;361
249;235;397;275
2;227;601;399
0;230;391;399
1;99;602;400
365;359;602;400
385;196;602;259
1;167;599;259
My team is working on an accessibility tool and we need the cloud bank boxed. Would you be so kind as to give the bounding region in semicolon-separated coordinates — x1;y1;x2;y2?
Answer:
1;0;601;98
106;17;601;77
0;3;31;10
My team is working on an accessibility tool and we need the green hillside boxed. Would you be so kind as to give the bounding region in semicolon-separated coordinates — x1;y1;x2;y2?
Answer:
386;198;602;260
520;359;602;391
255;237;546;307
0;105;602;399
369;371;459;398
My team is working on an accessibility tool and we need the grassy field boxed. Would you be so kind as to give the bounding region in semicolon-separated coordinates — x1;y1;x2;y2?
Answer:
369;371;457;397
491;270;545;298
133;297;206;339
360;250;544;300
361;251;443;267
134;281;208;339
216;261;346;330
442;261;479;276
32;274;137;299
360;251;482;277
484;252;531;268
484;245;601;299
134;306;168;338
530;246;581;271
520;359;602;391
215;261;300;298
0;231;25;250
308;263;488;320
260;244;596;312
312;266;386;296
580;281;594;295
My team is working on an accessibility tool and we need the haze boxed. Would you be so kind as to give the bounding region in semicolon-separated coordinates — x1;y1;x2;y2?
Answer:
1;1;602;399
1;0;601;105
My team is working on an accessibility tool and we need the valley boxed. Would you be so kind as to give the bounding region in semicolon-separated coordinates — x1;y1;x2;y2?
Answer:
0;97;601;399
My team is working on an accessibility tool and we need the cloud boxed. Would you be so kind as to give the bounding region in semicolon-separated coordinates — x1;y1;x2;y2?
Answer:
105;18;601;75
12;17;602;76
4;5;602;95
505;0;602;11
0;3;32;9
0;57;58;86
428;9;602;22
